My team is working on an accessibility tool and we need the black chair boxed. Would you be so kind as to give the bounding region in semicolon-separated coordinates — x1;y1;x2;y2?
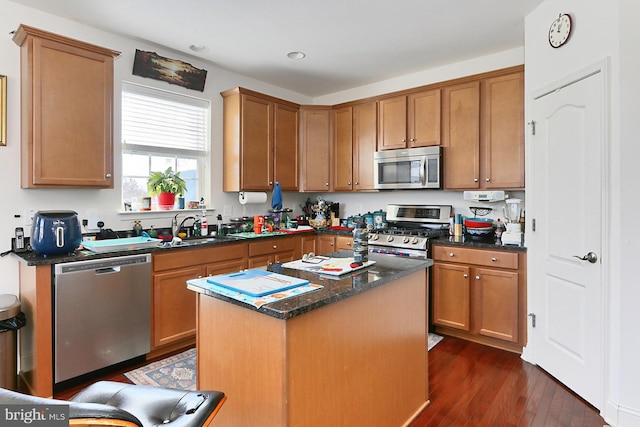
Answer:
0;381;226;427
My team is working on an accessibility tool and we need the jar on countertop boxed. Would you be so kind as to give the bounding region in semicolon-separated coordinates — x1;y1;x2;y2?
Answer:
353;220;369;263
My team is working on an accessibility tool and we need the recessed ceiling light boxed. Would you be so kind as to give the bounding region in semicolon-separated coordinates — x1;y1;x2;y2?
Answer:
189;44;208;53
287;51;306;60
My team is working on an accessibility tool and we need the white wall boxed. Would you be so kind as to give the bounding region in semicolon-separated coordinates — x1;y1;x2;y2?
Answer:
0;0;315;296
525;0;639;425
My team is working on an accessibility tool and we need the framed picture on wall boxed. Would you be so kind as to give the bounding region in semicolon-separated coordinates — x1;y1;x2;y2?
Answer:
0;75;6;146
132;50;207;92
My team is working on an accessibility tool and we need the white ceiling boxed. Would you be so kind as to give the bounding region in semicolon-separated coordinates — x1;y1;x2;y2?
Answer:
10;0;544;97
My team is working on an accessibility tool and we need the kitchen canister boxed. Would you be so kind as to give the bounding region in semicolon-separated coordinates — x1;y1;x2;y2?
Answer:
373;210;386;229
363;212;374;230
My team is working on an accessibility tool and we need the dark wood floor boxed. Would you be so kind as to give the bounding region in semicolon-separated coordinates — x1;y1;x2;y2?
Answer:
55;337;606;426
411;337;607;427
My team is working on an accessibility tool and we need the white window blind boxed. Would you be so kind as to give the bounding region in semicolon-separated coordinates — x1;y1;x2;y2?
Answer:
122;83;209;153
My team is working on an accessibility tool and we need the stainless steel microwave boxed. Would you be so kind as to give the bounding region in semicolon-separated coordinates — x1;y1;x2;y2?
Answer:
373;146;441;190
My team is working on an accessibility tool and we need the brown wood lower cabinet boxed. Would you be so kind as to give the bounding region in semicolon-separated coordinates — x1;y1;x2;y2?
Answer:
316;234;353;255
431;244;526;353
248;235;299;268
151;243;247;354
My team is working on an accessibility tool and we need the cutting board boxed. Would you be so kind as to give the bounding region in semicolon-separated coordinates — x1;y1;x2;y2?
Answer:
81;237;161;252
206;269;309;297
282;257;376;276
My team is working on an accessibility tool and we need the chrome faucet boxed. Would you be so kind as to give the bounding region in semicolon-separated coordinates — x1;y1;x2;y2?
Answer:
172;214;180;237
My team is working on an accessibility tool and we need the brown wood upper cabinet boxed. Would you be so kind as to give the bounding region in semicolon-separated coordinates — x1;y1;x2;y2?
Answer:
299;107;332;192
442;67;524;190
222;87;299;192
332;101;377;191
13;24;120;188
377;89;441;150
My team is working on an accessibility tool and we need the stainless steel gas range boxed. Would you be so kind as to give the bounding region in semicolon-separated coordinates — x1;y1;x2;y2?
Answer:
368;204;452;259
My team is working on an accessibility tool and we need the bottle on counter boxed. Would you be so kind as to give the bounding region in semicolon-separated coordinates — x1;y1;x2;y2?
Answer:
201;209;208;236
193;218;201;236
495;218;506;239
353;220;369;263
133;220;143;237
216;214;224;236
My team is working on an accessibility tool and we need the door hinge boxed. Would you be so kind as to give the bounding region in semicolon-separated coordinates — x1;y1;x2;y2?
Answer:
532;218;536;232
527;120;536;135
528;313;536;328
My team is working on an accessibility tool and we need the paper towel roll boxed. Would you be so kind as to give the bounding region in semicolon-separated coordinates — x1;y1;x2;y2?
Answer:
239;192;268;205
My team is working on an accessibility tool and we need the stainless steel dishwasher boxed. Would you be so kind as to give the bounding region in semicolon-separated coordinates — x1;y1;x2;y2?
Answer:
54;253;151;383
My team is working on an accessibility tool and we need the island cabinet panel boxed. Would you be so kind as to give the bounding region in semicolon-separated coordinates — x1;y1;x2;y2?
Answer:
222;87;299;192
431;244;527;353
13;24;120;188
299;106;332;191
196;269;428;427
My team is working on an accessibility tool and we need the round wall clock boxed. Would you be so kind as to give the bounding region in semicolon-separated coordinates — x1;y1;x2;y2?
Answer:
548;13;572;48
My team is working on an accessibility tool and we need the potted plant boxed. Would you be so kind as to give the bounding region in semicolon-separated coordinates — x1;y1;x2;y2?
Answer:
147;167;187;210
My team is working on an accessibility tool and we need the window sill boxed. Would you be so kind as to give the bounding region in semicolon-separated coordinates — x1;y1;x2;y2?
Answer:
118;208;216;217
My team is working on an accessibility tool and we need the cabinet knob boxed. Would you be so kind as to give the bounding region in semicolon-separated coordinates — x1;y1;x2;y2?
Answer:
325;182;329;187
410;138;415;142
330;242;334;246
475;275;481;280
269;181;274;185
474;178;479;182
485;178;490;182
105;173;112;178
273;245;277;249
348;181;351;185
449;253;454;257
401;139;406;143
491;257;497;262
355;181;359;185
463;274;468;278
346;242;352;247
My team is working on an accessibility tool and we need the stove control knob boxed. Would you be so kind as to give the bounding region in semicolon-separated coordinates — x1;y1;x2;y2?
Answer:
369;234;379;241
411;237;419;244
386;235;394;243
402;236;410;244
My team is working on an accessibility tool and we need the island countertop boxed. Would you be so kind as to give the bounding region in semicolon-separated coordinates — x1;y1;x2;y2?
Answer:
187;251;433;320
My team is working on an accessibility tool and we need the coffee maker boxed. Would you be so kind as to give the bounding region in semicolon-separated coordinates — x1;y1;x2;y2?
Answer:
501;198;523;245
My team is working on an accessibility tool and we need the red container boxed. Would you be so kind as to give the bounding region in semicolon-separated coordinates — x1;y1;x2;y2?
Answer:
254;215;265;234
464;218;494;228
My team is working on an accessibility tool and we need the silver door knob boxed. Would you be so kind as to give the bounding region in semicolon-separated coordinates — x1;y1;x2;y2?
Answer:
573;252;598;263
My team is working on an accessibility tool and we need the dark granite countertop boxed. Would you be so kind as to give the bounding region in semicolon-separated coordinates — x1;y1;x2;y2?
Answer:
10;235;244;266
187;251;433;320
431;236;527;252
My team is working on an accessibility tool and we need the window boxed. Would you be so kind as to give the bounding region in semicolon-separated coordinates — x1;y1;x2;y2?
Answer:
121;82;210;210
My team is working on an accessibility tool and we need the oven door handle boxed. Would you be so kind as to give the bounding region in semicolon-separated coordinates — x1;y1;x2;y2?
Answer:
419;158;426;185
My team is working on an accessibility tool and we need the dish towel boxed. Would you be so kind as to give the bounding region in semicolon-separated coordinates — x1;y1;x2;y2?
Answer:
271;182;283;210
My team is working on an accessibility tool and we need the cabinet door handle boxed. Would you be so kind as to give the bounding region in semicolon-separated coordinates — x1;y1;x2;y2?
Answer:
330;242;334;246
105;173;112;178
463;274;468;278
354;181;359;185
348;181;351;185
491;257;497;262
273;245;277;249
475;275;481;280
474;178;479;182
449;253;454;257
325;182;329;187
269;181;273;185
485;178;490;182
410;138;415;142
401;139;406;143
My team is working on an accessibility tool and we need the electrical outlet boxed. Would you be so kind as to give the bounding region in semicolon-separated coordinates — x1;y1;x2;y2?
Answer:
24;209;35;227
86;214;104;231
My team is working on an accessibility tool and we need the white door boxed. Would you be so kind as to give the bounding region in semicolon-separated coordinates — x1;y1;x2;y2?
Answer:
529;68;605;409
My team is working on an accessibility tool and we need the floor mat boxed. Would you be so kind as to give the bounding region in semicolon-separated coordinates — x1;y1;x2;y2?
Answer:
124;348;196;390
428;333;444;351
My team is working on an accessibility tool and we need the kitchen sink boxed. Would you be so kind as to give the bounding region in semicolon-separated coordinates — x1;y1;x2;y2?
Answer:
173;235;241;247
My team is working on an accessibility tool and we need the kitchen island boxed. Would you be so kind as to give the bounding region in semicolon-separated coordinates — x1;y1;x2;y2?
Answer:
187;252;433;427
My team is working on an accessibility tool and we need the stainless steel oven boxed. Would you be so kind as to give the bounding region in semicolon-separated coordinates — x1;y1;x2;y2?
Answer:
373;146;442;190
368;204;452;258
